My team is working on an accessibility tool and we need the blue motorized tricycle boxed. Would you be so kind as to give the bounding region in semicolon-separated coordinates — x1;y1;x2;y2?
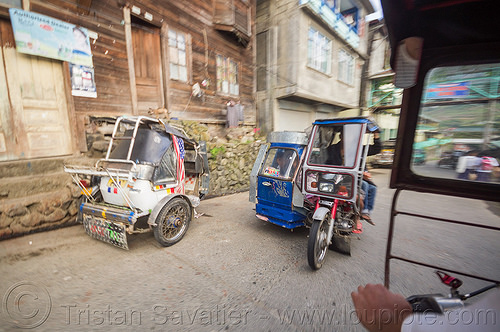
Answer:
250;117;379;269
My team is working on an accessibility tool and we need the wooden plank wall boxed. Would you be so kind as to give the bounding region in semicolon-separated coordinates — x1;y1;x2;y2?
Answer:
31;0;132;117
213;0;233;25
138;0;255;123
234;0;250;34
28;0;255;124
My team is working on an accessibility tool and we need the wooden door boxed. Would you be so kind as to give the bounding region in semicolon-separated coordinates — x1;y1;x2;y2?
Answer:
0;19;72;161
132;24;163;113
0;19;15;160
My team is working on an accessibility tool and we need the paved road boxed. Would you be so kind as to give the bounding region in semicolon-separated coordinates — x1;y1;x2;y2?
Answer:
1;169;499;331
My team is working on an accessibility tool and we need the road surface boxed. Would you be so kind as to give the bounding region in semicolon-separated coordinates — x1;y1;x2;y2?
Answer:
1;169;499;331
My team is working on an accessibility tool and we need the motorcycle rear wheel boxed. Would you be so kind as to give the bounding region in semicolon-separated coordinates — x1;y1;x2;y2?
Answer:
307;214;330;270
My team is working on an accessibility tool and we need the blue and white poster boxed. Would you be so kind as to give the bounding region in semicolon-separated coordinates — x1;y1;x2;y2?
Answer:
426;82;470;99
69;63;97;98
9;8;93;67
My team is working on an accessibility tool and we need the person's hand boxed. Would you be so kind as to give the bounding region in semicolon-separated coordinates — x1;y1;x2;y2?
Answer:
351;284;412;332
363;171;372;180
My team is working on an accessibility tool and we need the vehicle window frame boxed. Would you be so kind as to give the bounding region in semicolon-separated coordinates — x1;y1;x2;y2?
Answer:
259;147;299;180
389;42;500;202
153;143;178;185
306;123;363;169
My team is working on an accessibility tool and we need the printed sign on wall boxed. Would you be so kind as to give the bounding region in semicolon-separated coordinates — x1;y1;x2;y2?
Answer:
9;8;93;67
69;63;97;98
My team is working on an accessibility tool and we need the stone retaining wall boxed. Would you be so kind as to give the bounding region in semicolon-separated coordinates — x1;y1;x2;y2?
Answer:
175;120;265;197
207;140;263;196
0;184;82;239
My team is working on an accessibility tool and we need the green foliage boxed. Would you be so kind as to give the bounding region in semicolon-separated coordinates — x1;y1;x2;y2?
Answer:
209;146;226;159
167;119;209;142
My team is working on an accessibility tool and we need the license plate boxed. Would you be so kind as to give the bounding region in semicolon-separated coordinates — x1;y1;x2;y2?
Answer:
83;214;128;250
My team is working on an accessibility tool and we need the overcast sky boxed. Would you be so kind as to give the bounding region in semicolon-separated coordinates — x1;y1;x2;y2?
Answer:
366;0;383;21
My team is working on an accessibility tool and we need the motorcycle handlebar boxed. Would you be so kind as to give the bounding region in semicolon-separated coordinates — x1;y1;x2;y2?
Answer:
406;294;464;313
406;283;498;313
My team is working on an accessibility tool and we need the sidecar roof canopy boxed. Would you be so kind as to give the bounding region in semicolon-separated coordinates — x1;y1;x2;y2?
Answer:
382;0;500;66
109;116;196;166
267;131;309;145
381;0;500;88
313;117;379;132
118;116;195;144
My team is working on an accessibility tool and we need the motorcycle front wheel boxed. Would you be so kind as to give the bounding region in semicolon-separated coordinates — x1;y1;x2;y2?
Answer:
307;214;330;270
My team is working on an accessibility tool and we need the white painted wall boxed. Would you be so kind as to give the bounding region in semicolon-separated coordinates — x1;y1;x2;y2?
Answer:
292;13;362;109
276;108;312;131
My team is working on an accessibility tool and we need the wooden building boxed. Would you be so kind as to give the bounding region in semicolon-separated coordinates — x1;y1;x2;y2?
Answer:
0;0;256;162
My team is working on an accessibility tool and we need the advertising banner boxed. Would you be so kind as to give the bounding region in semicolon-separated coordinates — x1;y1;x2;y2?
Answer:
9;8;93;67
426;82;470;99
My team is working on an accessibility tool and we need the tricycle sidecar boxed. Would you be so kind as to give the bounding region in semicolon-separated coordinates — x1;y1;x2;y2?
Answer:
346;2;500;327
249;131;309;229
64;116;209;249
379;0;500;291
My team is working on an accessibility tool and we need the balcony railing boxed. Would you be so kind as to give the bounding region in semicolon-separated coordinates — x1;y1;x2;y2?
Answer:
300;0;360;49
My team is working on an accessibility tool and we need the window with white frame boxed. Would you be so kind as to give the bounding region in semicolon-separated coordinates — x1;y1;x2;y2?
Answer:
216;55;239;95
338;49;354;85
168;29;188;82
307;27;331;74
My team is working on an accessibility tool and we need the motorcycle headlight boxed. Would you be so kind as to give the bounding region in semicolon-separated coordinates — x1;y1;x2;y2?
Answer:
319;182;334;193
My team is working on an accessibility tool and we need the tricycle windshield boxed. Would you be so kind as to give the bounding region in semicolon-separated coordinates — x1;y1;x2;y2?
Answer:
260;148;299;180
307;123;363;168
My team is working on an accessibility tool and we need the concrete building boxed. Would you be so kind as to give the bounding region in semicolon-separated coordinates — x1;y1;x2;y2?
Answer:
365;18;400;142
256;0;374;134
